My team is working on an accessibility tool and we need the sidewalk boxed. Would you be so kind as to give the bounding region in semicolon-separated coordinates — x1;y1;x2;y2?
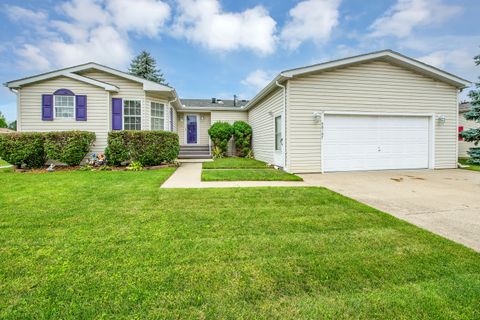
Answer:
161;162;308;188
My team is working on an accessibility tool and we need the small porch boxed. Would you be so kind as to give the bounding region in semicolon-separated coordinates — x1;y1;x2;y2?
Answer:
177;111;212;159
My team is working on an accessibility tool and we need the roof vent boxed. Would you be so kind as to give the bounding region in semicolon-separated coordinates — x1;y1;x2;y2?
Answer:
211;97;217;103
217;99;224;104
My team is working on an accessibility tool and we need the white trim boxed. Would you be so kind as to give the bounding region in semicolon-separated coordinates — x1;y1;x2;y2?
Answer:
122;99;142;130
62;73;119;92
321;112;436;172
53;95;76;120
150;101;166;131
273;112;285;167
184;114;200;145
455;90;459;161
320;112;325;174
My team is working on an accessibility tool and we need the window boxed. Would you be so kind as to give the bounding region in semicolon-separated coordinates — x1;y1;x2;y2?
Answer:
151;102;165;130
275;115;282;151
54;95;75;118
124;100;141;130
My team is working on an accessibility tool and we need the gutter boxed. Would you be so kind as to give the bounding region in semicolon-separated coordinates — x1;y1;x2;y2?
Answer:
275;80;288;171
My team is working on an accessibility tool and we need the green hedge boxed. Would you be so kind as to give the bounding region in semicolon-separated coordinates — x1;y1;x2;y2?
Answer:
208;122;233;157
232;121;252;157
105;131;179;166
44;131;96;166
0;132;46;168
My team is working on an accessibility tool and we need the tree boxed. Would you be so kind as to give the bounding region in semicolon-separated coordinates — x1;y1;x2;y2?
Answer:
462;52;480;164
128;51;168;86
8;120;17;131
0;111;7;128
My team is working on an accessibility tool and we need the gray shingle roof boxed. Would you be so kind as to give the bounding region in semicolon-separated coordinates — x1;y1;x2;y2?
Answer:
181;98;248;109
459;102;472;113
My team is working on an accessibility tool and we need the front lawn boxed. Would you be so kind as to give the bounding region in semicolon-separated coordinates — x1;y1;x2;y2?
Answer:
0;158;12;172
202;157;268;169
0;158;10;166
202;168;303;181
459;158;480;171
1;170;480;318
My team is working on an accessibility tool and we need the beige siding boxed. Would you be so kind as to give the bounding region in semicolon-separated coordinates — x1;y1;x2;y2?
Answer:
211;111;248;155
248;88;283;164
459;113;476;158
287;61;458;173
19;76;109;152
178;113;211;145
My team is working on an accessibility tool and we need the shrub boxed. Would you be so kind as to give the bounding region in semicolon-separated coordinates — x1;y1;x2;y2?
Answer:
0;132;46;168
44;131;96;166
208;122;233;156
232;121;252;157
105;131;179;166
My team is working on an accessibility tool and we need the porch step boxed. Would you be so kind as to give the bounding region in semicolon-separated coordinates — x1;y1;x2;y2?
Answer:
178;145;211;159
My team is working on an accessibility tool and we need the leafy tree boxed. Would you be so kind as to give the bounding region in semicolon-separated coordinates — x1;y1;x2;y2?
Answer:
8;120;17;131
0;111;7;128
128;51;168;86
462;52;480;164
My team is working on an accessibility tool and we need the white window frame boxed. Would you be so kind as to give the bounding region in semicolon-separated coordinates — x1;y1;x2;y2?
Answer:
123;99;142;130
150;102;165;131
53;95;75;119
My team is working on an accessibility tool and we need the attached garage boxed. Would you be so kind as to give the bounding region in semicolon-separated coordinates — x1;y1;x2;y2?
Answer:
245;50;470;173
323;114;432;172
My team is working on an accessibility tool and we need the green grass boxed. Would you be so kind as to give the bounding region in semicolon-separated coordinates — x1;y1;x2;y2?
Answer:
0;158;13;172
202;168;303;181
1;170;480;319
459;158;480;171
202;157;268;169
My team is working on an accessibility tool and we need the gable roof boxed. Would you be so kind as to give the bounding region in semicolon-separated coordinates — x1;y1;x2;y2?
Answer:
4;62;172;93
243;49;471;110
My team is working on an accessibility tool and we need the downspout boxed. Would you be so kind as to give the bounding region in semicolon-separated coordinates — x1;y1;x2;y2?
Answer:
9;88;19;131
275;81;287;171
168;96;178;133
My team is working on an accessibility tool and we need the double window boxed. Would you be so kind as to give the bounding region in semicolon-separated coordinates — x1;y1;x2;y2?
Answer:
151;102;165;130
124;100;141;130
54;95;75;118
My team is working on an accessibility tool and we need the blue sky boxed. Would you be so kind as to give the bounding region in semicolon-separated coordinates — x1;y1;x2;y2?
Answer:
0;0;479;122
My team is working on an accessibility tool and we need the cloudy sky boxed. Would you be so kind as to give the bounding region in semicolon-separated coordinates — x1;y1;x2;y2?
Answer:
0;0;478;122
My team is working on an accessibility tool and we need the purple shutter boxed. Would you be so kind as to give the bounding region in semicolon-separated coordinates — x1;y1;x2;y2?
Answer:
112;98;122;130
76;95;87;121
42;94;53;121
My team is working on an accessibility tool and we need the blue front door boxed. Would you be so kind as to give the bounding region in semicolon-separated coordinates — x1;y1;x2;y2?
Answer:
187;115;198;144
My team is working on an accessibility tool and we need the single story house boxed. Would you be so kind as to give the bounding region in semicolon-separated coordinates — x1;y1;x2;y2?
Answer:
458;102;477;158
5;50;470;173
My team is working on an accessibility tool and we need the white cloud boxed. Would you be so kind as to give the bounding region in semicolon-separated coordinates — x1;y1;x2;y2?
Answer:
241;69;274;91
369;0;463;38
280;0;340;50
5;0;172;71
106;0;170;37
3;5;47;22
172;0;277;54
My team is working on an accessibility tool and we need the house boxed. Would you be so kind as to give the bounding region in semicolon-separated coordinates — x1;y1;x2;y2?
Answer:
458;102;477;158
4;50;470;173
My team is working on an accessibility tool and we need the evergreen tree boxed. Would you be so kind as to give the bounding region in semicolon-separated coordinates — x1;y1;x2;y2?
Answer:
462;52;480;164
128;51;168;86
0;111;7;128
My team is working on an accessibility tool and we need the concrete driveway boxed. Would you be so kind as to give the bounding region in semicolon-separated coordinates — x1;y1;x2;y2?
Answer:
300;169;480;252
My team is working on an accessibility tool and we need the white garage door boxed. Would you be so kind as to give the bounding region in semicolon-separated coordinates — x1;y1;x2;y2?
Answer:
323;114;430;172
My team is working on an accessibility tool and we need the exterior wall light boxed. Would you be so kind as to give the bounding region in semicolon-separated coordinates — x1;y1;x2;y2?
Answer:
313;112;322;123
437;114;446;125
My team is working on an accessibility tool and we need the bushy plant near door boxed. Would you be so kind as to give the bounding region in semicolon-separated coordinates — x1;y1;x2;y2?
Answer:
208;122;233;158
232;121;252;157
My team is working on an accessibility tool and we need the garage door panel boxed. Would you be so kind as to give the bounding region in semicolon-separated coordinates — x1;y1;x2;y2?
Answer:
323;115;430;172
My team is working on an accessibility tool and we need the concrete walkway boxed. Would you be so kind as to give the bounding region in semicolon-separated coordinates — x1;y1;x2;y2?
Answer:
161;162;308;188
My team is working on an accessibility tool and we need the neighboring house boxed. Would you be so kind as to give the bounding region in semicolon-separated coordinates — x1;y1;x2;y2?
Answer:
458;102;477;158
5;50;470;173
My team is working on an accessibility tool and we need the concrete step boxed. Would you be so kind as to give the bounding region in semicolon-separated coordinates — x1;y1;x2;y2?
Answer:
180;145;210;151
178;154;212;159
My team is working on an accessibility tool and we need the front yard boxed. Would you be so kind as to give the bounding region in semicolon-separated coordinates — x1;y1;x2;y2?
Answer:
202;157;303;181
1;169;479;318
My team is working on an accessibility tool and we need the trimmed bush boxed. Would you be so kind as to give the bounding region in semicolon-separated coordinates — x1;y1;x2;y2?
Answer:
208;122;233;157
232;121;252;157
0;132;46;168
105;131;179;166
44;131;96;166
